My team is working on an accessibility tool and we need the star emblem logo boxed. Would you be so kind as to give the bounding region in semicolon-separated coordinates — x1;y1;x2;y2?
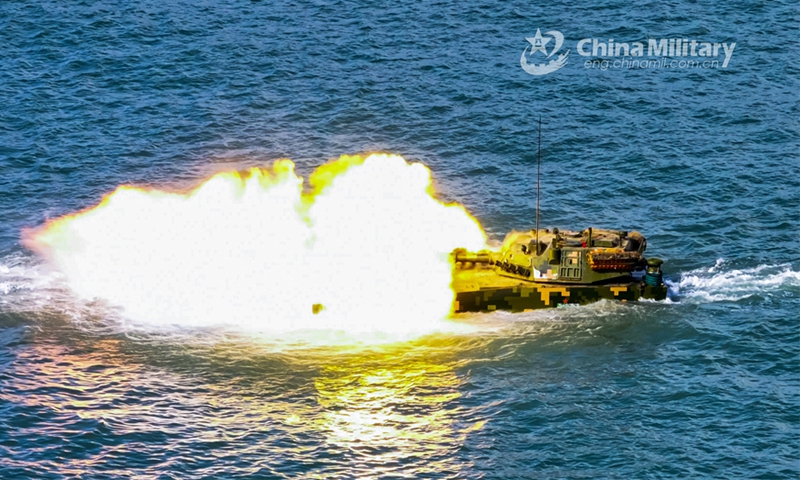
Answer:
526;29;552;56
520;29;570;76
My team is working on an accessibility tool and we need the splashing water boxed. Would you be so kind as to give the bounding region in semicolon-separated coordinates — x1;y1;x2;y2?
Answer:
22;154;488;337
667;259;800;302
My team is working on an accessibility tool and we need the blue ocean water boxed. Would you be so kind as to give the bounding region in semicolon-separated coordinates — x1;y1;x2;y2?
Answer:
1;0;799;478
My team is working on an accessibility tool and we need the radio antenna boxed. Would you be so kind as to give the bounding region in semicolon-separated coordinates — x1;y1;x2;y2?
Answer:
535;116;542;254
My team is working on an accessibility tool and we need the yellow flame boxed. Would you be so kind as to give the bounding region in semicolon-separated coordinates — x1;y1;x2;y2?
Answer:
24;153;487;339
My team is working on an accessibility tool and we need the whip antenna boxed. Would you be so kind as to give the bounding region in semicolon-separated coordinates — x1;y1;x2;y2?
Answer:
535;116;542;254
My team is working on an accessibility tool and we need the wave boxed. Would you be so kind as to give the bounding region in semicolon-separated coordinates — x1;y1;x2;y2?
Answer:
666;258;800;303
0;252;63;308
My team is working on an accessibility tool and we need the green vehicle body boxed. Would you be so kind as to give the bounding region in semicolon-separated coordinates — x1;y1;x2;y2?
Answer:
452;227;667;313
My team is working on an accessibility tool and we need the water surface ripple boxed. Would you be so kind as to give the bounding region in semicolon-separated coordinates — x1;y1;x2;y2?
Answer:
1;0;799;478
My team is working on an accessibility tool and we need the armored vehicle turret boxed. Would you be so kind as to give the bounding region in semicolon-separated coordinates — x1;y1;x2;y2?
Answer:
452;227;667;313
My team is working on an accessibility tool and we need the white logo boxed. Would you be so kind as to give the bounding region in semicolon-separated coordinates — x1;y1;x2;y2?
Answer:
520;29;570;76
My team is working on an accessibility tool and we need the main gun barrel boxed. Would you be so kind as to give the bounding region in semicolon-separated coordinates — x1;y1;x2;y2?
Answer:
454;251;494;264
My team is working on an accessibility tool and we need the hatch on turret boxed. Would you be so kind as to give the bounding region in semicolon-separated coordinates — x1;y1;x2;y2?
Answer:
559;249;582;280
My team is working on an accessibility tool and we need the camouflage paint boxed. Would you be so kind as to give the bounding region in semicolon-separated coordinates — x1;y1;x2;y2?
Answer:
453;282;668;313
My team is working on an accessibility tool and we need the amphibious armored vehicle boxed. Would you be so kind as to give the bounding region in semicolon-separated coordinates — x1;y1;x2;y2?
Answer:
452;227;667;313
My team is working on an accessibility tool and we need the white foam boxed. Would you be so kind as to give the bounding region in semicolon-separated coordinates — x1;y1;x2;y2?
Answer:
0;254;55;302
666;259;800;302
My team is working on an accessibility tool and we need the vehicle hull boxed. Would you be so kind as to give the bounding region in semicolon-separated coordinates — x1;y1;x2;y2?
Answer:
452;271;668;313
